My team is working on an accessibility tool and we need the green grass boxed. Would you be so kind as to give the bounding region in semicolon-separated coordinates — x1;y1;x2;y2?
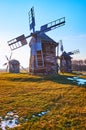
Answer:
0;72;86;130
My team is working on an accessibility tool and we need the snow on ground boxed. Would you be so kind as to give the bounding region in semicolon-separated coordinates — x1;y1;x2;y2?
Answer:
67;77;86;85
0;110;50;130
31;110;50;118
0;111;20;130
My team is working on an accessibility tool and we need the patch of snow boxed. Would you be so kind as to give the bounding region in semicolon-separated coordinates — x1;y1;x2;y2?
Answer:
67;77;86;85
67;78;74;80
76;78;86;85
32;110;50;118
0;111;20;130
73;77;78;79
0;110;50;130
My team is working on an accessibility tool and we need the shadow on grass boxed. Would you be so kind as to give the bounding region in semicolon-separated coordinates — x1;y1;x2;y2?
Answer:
4;73;86;87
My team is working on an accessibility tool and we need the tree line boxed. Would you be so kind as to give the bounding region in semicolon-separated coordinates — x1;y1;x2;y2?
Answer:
72;59;86;71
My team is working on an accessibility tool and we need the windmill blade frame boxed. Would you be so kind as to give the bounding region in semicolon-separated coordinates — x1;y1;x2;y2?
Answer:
6;64;9;72
5;55;9;61
9;52;12;60
3;63;7;65
20;65;28;73
3;52;13;72
8;34;29;50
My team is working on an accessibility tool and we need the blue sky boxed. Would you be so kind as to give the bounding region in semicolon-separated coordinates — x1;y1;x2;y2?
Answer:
0;0;86;68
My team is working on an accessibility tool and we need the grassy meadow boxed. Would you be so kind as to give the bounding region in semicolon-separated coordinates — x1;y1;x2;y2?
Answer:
0;72;86;130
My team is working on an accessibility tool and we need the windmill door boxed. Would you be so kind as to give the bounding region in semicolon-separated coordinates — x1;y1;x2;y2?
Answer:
36;41;44;68
36;50;44;67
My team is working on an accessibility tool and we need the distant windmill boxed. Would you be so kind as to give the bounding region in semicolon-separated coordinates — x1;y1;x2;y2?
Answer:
3;53;20;73
7;7;65;75
58;40;80;73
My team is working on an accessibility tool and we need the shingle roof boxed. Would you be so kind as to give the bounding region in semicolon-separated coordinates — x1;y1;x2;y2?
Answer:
61;51;72;58
9;59;20;64
37;33;58;46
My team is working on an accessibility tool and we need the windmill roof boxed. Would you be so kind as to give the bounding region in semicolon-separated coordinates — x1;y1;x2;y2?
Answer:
9;59;20;64
37;33;58;46
61;51;72;58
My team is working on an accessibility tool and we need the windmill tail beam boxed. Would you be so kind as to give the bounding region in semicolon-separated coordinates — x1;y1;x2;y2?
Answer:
40;17;65;33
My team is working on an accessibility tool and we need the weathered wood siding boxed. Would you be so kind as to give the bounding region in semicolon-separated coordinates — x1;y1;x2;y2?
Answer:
42;42;57;74
29;35;58;75
60;52;72;73
9;60;20;73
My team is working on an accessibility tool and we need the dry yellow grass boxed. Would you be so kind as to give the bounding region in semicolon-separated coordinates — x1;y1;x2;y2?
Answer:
0;72;86;130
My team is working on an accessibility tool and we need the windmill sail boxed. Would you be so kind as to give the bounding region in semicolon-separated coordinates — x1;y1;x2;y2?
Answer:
59;40;64;52
3;53;12;72
40;17;65;33
67;49;80;55
28;6;35;32
8;34;28;50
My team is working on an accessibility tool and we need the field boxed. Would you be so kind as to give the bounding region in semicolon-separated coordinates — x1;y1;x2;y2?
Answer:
0;72;86;130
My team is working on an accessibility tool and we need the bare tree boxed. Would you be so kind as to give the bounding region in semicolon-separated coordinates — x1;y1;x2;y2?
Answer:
84;59;86;65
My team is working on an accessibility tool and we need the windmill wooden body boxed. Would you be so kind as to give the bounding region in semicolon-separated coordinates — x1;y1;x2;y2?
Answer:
8;7;65;75
60;50;79;73
29;33;58;74
4;54;20;73
9;59;20;73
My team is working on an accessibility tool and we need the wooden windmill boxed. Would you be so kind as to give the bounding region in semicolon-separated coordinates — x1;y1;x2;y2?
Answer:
60;50;80;73
3;53;20;73
58;40;80;73
8;7;65;75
